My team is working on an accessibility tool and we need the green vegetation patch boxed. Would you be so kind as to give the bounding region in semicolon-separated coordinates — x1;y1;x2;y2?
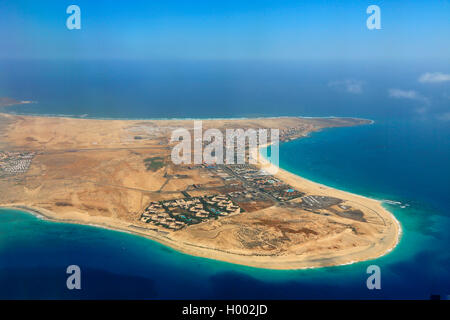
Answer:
144;156;165;172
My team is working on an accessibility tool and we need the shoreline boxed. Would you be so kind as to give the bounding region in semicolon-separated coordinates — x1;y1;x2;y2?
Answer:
257;141;402;261
0;111;374;124
0;161;402;270
251;140;403;266
1;145;401;271
0;113;400;270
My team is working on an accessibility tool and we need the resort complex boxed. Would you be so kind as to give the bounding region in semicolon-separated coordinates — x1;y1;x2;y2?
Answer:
0;151;35;177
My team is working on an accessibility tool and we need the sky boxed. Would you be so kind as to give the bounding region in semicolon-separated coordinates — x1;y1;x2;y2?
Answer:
0;0;449;61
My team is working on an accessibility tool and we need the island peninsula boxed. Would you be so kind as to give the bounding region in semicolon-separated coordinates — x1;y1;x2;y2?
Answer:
0;112;400;269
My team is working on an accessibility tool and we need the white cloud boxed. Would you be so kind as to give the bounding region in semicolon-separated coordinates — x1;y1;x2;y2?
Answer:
418;72;450;83
328;79;364;94
389;89;418;99
437;112;450;121
388;89;430;105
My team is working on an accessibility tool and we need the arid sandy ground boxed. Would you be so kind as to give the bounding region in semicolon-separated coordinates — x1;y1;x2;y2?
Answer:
0;113;400;269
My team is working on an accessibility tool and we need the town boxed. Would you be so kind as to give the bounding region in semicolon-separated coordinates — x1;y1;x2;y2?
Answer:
139;163;306;231
137;155;371;232
0;151;35;177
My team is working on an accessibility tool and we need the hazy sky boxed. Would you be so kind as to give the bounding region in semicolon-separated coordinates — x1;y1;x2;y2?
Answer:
1;0;449;61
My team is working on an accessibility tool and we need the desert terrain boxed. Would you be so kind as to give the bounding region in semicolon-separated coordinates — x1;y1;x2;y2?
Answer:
0;112;400;269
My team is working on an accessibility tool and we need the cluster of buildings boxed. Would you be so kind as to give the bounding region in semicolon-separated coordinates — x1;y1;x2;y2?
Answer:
0;151;35;176
227;189;267;202
140;202;186;230
165;197;210;218
203;195;241;215
259;183;304;202
299;195;343;210
213;167;235;181
279;126;307;142
139;195;242;231
225;164;304;202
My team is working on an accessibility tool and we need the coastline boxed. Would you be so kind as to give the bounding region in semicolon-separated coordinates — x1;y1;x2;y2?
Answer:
0;111;375;124
0;117;401;269
0;100;35;109
0;198;401;270
256;141;401;264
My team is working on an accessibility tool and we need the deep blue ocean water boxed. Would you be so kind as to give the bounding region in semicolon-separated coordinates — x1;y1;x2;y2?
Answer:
0;60;449;299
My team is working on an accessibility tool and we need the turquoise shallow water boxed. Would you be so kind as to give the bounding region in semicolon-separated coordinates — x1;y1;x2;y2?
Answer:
275;119;450;298
0;118;448;299
1;58;449;299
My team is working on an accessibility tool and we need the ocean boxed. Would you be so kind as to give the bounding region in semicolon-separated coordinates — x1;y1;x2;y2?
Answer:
0;60;449;299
